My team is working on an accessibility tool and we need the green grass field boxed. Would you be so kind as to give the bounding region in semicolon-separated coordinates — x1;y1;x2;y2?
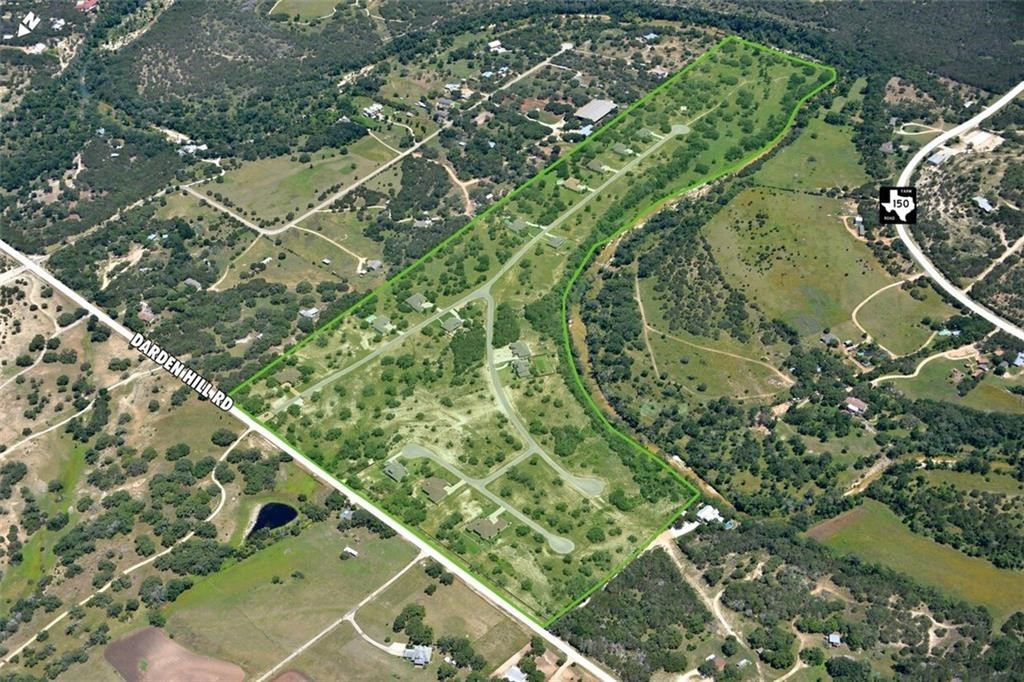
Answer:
855;282;957;355
755;117;870;191
920;469;1024;496
271;0;341;20
808;499;1024;626
882;357;1024;414
705;187;894;339
215;137;394;222
165;524;418;675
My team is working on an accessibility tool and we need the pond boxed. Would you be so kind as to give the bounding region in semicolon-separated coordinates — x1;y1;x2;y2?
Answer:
247;502;298;538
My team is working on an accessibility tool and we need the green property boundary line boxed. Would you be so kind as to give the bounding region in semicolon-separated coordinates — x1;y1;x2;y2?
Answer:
230;35;836;628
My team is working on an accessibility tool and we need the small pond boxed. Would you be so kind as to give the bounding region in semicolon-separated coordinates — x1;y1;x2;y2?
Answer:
247;502;298;538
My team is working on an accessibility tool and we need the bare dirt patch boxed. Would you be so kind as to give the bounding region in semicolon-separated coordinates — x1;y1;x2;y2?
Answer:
104;627;244;682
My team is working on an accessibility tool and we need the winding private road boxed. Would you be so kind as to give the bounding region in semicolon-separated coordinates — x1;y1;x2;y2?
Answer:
894;79;1024;341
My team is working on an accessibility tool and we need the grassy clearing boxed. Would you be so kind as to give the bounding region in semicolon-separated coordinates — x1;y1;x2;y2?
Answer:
285;620;421;680
807;499;1024;625
215;138;394;222
920;469;1024;496
271;0;340;20
705;187;894;339
304;209;386;261
354;561;530;667
855;282;957;355
755;117;869;191
164;524;417;675
882;357;1024;414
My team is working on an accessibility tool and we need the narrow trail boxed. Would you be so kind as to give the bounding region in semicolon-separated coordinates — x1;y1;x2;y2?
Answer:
966;233;1024;292
0;430;251;667
210;234;262;292
644;323;794;386
434;156;476;217
633;275;661;377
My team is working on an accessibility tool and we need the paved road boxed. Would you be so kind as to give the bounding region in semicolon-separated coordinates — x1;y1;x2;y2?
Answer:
895;80;1024;341
0;237;615;682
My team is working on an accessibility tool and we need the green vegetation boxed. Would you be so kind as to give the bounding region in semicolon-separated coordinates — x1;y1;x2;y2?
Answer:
809;499;1024;625
755;116;869;191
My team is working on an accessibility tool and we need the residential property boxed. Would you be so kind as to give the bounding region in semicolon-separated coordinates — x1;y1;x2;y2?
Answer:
612;142;634;156
510;340;531;359
183;277;202;291
547;234;568;249
696;504;724;523
504;666;528;682
441;314;463;332
403;645;433;667
1014;351;1024;368
879;140;895;154
973;196;996;213
507;218;528;233
371;315;392;334
384;460;408;482
405;293;431;312
587;158;606;173
298;307;320;320
820;331;840;346
927;149;953;166
138;302;158;324
828;632;843;648
363;102;385;120
575;99;617;123
469;517;508;540
512;358;531;378
960;128;1005;153
361;259;383;275
76;0;99;11
844;396;869;414
421;477;449;504
563;178;585;193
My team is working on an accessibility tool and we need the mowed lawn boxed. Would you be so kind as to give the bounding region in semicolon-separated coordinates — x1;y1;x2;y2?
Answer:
705;187;895;338
807;499;1024;626
216;137;395;222
164;524;417;675
882;357;1024;414
855;282;958;355
754;117;870;192
286;621;420;680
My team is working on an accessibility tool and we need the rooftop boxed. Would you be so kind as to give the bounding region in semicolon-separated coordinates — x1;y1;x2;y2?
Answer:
575;98;616;122
421;477;449;504
384;460;408;482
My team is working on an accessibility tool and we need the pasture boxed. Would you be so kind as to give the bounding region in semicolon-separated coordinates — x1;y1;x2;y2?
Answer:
705;187;895;339
855;281;957;356
755;117;869;191
807;499;1024;626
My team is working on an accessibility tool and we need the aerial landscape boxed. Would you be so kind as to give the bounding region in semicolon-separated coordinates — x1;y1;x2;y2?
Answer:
0;1;1022;681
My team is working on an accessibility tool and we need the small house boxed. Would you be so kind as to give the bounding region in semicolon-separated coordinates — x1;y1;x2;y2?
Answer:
405;293;431;312
403;645;432;667
546;234;567;249
563;178;585;193
820;332;839;347
371;315;392;334
362;259;383;275
421;477;449;504
183;277;202;291
504;666;528;682
587;159;606;173
973;196;996;213
384;460;408;482
441;315;463;333
469;517;508;541
828;632;842;648
508;218;528;233
612;143;634;156
696;505;723;523
844;396;869;414
510;341;531;359
512;359;531;378
299;307;320;320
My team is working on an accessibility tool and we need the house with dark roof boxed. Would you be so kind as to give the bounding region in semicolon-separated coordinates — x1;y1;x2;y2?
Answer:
469;517;508;540
512;359;531;378
612;143;633;156
421;477;449;504
510;341;531;359
587;159;606;173
371;315;392;334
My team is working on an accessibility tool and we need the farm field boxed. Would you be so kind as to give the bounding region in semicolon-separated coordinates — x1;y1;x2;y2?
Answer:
233;37;835;621
213;137;395;223
705;187;895;339
854;281;957;355
881;356;1024;414
920;468;1024;496
163;524;418;676
754;116;870;191
807;499;1024;626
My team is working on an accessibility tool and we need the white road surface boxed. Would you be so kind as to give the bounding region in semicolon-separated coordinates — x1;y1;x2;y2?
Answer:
0;237;615;682
895;80;1024;341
